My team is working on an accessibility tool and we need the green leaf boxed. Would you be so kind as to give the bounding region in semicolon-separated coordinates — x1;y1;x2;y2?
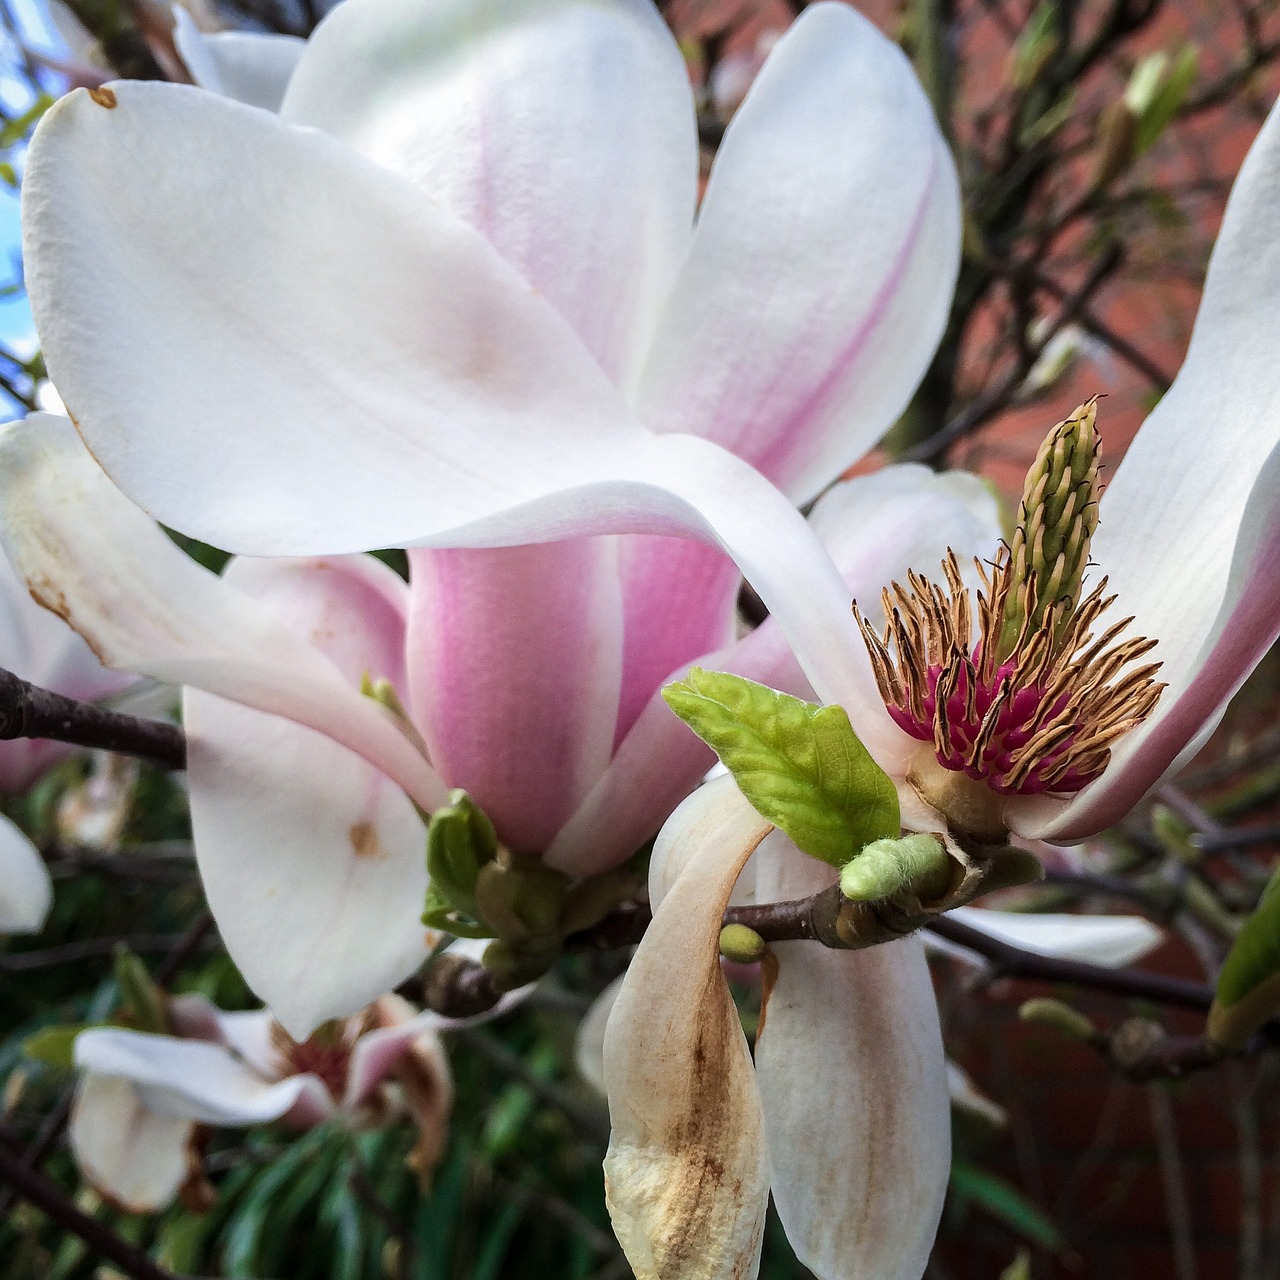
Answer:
1209;864;1280;1049
662;668;899;865
421;884;495;939
950;1160;1064;1251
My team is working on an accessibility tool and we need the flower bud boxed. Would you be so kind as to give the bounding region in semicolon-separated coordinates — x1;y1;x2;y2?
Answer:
839;833;952;905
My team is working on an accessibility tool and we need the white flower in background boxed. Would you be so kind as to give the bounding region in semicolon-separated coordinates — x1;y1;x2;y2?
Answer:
70;993;452;1213
0;813;51;933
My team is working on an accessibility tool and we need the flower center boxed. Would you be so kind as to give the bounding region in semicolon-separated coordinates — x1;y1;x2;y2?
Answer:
855;400;1165;803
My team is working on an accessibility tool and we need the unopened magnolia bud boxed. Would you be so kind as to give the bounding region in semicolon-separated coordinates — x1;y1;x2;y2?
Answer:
1109;1016;1167;1069
719;924;767;964
113;945;169;1034
1019;997;1097;1042
999;398;1102;658
840;833;952;905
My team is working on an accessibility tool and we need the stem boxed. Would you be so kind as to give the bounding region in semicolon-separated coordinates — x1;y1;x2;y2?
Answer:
0;1138;176;1280
0;667;185;770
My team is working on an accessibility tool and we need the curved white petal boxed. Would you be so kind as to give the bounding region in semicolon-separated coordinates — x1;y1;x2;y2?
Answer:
0;813;51;933
173;8;304;111
1028;99;1280;838
753;834;949;1280
22;80;649;555
186;692;430;1041
0;416;445;813
406;540;623;854
73;1027;330;1124
282;0;696;383
948;906;1164;967
635;2;961;502
70;1074;193;1213
603;776;773;1280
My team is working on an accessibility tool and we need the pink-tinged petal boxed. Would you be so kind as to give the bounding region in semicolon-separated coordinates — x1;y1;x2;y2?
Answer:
602;776;773;1280
343;997;449;1112
1018;100;1280;838
70;1074;194;1213
186;692;430;1040
753;833;949;1280
946;906;1163;967
172;8;304;110
547;465;1003;875
282;0;696;384
0;416;445;813
406;540;622;853
613;537;740;745
223;554;411;693
73;1027;331;1125
0;814;51;933
209;1009;282;1079
635;2;961;503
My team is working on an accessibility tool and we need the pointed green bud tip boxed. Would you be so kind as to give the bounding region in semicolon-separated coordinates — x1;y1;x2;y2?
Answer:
719;924;767;965
999;397;1103;657
113;945;169;1034
1019;997;1097;1042
839;833;951;905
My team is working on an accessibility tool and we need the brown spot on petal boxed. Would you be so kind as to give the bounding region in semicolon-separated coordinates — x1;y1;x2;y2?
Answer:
88;87;117;109
349;821;383;860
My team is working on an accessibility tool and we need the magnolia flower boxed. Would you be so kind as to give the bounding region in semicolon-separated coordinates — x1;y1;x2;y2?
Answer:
600;81;1280;1280
70;993;452;1213
5;0;962;1032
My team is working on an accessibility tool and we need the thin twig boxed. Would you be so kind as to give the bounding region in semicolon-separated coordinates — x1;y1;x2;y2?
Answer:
0;1138;178;1280
0;667;185;770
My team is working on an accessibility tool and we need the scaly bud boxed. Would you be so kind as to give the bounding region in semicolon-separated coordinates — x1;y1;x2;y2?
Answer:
999;398;1102;659
839;833;953;906
425;790;498;920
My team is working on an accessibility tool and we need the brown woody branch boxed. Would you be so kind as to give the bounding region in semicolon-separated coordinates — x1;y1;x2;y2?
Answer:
0;667;185;770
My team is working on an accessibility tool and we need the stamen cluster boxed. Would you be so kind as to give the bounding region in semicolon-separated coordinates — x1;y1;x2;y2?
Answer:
855;552;1163;795
854;400;1164;798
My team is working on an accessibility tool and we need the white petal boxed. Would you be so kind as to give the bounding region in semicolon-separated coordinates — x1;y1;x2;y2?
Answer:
73;1027;329;1124
0;415;445;813
636;2;961;502
948;906;1164;967
574;974;624;1098
0;813;51;933
173;7;304;111
70;1074;193;1213
186;692;430;1040
282;0;696;383
22;79;649;555
753;834;950;1280
603;776;773;1280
